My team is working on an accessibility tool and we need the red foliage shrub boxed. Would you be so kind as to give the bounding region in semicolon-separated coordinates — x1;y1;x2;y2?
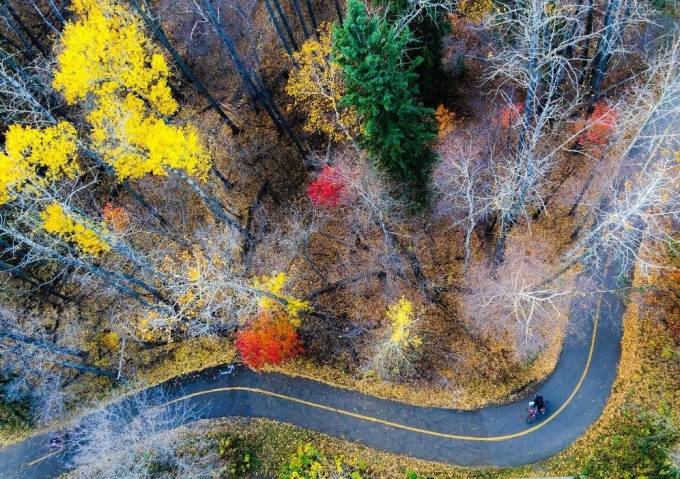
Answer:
498;102;524;129
579;101;619;146
307;166;345;207
235;312;304;370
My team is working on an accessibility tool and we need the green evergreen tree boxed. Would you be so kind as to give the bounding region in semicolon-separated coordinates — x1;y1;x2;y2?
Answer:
333;0;437;196
372;0;449;106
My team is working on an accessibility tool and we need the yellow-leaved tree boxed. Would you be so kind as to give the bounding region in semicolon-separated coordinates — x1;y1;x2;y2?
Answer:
53;0;176;114
253;272;312;326
286;23;359;143
40;203;110;256
87;93;210;181
52;0;208;180
0;122;79;204
52;0;246;236
372;297;421;378
0;122;110;257
134;241;312;342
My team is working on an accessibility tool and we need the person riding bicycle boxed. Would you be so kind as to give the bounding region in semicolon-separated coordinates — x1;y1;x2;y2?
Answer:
533;395;546;413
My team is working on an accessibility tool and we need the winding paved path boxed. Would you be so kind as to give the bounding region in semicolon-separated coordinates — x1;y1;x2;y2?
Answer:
0;257;628;478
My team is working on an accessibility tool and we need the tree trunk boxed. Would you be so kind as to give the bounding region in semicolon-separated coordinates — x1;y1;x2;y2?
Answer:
493;217;511;268
577;0;595;87
263;0;297;60
129;0;240;135
568;147;609;216
0;4;38;59
201;0;306;156
46;0;66;25
0;259;72;302
333;0;343;24
28;0;60;36
271;0;298;51
52;358;119;379
303;0;319;38
0;0;48;56
174;169;251;242
589;0;622;109
289;0;310;38
0;330;86;358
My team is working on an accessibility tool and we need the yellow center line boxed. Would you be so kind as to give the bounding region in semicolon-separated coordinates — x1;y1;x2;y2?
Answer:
25;298;602;467
26;451;59;467
162;298;601;442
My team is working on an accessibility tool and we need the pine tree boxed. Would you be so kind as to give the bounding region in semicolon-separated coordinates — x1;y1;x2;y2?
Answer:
333;0;436;197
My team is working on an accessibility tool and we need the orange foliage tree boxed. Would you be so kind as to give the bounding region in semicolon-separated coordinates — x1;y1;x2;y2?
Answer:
102;202;130;233
235;311;304;369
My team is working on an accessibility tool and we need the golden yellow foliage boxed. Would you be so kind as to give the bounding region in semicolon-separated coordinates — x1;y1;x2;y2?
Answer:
88;93;211;181
138;310;178;343
253;272;312;324
53;0;176;115
435;104;456;139
0;122;79;204
386;297;421;348
99;331;121;350
40;203;110;256
286;23;359;142
53;0;211;182
457;0;494;24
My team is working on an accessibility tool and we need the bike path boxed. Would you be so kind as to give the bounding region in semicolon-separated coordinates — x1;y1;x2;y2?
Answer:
0;257;627;478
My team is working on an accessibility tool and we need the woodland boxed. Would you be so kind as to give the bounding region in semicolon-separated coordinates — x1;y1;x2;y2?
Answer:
0;0;679;477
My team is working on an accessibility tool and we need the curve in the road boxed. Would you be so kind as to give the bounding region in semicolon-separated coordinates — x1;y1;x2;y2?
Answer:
0;256;629;479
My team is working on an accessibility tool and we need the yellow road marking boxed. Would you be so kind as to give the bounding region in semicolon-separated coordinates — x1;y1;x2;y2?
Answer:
26;451;59;467
162;297;602;442
26;298;602;467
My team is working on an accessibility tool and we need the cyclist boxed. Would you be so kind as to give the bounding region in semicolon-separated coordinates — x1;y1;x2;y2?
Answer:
533;395;546;413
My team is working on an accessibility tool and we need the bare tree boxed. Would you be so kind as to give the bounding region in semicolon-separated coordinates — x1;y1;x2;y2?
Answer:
484;0;597;265
586;0;651;107
433;130;494;271
69;391;217;479
463;248;571;360
556;35;680;279
0;304;117;423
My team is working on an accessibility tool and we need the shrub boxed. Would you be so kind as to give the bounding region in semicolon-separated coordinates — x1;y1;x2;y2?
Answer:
0;382;31;440
285;24;359;142
579;101;619;147
279;443;365;479
457;0;494;24
498;102;524;129
235;312;304;370
216;434;260;477
307;166;346;207
102;202;130;233
435;105;457;138
371;298;422;379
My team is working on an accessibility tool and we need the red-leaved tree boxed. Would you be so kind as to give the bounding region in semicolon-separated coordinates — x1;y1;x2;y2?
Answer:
307;166;345;207
579;101;619;147
235;312;304;369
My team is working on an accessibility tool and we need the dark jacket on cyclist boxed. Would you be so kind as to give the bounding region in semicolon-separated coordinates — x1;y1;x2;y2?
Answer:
533;395;545;412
